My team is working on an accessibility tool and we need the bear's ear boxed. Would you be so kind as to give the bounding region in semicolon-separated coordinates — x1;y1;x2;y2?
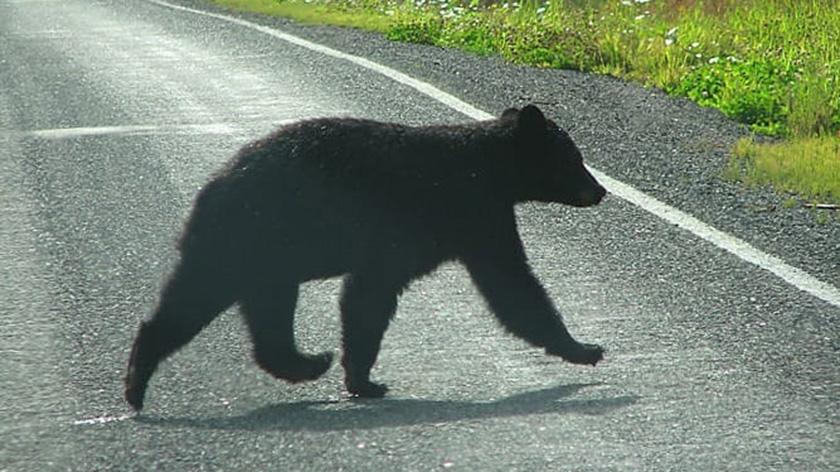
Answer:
516;105;547;133
501;107;519;120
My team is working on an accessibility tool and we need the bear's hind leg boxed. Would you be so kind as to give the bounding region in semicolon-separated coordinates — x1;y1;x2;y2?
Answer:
125;259;236;411
241;283;333;383
339;273;400;398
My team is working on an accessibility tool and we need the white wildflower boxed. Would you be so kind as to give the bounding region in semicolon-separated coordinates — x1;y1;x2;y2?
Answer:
664;26;678;46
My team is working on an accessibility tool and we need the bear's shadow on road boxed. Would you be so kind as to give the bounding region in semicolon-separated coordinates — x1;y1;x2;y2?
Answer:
137;383;638;432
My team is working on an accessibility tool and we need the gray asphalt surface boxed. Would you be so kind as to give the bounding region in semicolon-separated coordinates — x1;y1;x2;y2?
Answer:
1;0;837;470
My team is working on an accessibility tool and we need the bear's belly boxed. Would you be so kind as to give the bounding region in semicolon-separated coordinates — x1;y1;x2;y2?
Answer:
242;221;448;284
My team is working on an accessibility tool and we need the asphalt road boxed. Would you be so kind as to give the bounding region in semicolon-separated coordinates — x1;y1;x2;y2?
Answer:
1;0;837;470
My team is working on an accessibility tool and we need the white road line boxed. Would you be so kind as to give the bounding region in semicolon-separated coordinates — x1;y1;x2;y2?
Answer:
18;120;305;140
72;413;133;426
147;0;840;308
24;123;240;139
592;171;840;307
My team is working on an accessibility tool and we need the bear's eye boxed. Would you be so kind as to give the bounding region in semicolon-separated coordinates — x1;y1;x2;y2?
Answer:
546;121;567;138
550;128;571;145
555;127;569;139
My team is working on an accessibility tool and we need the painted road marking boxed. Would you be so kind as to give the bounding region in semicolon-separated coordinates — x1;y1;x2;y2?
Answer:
15;121;303;140
72;414;133;426
22;123;239;140
591;170;840;307
144;0;840;308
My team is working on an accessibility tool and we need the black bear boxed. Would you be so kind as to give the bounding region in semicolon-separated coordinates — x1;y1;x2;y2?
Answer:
124;105;606;411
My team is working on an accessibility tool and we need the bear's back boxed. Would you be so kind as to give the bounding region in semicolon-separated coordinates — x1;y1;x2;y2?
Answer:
180;116;517;280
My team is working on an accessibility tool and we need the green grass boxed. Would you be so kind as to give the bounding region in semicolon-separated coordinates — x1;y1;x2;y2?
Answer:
728;135;840;204
203;0;395;31
203;0;840;205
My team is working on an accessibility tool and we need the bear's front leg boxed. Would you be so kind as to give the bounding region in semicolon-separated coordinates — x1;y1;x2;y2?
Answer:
544;329;604;366
339;273;400;398
461;228;604;366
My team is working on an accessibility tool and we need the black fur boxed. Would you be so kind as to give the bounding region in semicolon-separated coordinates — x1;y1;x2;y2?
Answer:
124;105;606;411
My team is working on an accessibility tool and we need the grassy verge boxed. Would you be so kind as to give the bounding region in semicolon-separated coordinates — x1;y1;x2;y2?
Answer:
728;136;840;207
204;0;840;206
198;0;395;30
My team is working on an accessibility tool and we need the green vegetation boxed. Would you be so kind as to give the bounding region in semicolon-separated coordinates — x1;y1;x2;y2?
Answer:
205;0;840;205
201;0;395;30
728;135;840;204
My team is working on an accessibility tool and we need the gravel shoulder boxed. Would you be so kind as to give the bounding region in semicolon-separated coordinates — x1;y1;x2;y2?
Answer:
175;0;840;291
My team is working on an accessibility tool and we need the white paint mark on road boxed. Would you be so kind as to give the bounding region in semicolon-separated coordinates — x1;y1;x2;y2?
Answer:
147;0;493;122
14;120;302;140
23;123;239;140
591;171;840;307
72;413;133;426
146;0;840;308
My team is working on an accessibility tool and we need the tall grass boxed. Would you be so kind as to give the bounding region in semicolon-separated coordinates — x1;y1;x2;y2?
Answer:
729;135;840;204
207;0;840;204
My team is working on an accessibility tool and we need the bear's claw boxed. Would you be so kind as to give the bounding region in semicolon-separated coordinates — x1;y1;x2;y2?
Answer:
257;351;334;383
549;342;604;366
124;368;150;411
345;379;389;398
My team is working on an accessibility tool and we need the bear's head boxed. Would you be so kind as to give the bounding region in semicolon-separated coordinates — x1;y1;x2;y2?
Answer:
503;105;606;207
